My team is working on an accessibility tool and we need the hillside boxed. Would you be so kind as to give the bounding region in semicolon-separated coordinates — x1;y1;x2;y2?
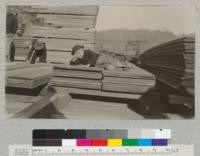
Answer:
95;29;194;56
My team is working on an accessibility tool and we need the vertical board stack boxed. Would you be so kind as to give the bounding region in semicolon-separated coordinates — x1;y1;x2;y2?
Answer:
13;6;99;63
139;37;195;111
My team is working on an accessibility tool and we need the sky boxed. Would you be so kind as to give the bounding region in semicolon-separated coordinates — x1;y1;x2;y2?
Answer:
95;6;195;35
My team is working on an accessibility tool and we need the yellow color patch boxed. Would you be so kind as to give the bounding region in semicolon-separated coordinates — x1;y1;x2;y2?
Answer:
108;139;122;146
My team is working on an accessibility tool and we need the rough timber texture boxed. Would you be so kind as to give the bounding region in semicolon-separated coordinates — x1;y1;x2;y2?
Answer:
139;37;195;96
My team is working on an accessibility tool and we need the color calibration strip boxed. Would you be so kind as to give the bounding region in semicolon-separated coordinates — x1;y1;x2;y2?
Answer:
33;138;168;146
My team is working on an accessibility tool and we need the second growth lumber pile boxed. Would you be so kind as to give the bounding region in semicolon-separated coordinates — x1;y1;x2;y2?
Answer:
51;64;103;90
102;65;155;94
5;63;53;114
51;64;155;95
139;37;195;96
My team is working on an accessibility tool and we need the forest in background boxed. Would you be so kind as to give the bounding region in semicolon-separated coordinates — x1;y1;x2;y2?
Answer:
95;29;195;56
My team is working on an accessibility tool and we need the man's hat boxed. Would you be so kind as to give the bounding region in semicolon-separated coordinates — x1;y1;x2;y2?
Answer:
34;41;44;51
71;45;84;55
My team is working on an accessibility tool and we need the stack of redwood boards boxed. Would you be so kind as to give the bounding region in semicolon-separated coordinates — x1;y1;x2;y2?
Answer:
15;6;99;64
51;64;103;90
139;37;195;96
5;63;53;114
102;65;155;94
6;63;52;89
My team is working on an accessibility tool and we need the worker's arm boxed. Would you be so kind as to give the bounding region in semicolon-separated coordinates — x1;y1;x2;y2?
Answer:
86;51;99;67
27;47;35;60
70;57;81;65
42;46;47;63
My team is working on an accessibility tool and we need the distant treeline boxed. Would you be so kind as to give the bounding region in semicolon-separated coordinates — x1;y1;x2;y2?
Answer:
95;29;195;56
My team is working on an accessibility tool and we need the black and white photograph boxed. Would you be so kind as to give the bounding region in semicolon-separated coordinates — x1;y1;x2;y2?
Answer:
5;5;195;119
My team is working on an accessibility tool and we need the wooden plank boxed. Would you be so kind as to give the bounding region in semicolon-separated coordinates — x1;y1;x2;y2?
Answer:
52;77;101;83
143;66;194;96
35;14;96;28
47;51;72;64
54;64;103;72
15;39;94;52
53;87;142;100
53;71;102;79
10;91;56;119
14;37;95;52
29;26;95;40
6;94;38;103
6;65;52;88
14;38;32;48
103;67;155;79
103;77;155;86
6;65;52;79
6;101;33;114
51;78;101;90
102;82;153;94
141;53;194;64
144;64;194;74
6;95;43;114
15;48;29;58
6;76;51;89
43;38;95;51
140;45;195;58
6;63;37;71
6;63;52;71
24;6;99;16
141;37;195;57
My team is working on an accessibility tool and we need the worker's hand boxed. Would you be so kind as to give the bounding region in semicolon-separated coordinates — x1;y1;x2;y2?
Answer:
105;64;116;70
85;64;90;67
72;56;79;61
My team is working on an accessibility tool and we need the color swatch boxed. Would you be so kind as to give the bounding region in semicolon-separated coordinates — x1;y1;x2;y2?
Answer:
33;139;168;146
32;129;170;147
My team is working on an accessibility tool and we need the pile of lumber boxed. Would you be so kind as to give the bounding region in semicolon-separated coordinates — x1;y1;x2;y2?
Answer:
51;64;103;90
102;65;155;94
13;6;99;64
5;63;53;114
6;63;52;88
139;37;195;96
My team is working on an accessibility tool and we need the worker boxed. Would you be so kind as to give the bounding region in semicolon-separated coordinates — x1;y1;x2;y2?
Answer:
26;39;47;64
70;45;99;67
70;45;134;71
6;8;18;62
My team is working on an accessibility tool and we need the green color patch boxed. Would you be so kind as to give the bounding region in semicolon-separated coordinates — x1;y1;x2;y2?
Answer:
122;139;139;146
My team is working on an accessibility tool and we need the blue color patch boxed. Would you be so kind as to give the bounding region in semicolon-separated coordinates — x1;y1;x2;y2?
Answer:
138;139;152;146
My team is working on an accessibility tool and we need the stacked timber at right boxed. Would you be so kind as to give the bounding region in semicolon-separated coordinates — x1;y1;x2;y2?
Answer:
139;37;195;116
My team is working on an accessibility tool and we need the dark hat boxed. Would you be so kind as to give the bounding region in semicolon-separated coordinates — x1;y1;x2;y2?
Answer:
34;41;44;51
71;45;84;55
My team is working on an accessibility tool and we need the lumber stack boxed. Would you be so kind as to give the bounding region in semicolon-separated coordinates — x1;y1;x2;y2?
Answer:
139;37;195;96
102;65;155;94
12;6;99;64
5;63;53;114
51;64;103;90
6;64;52;88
